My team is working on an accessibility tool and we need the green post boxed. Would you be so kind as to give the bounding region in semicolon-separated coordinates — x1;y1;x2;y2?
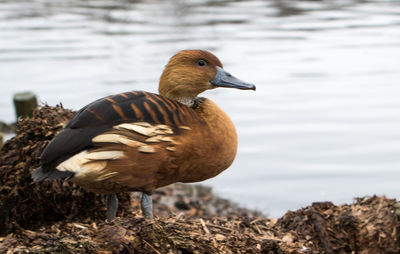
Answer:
13;91;38;119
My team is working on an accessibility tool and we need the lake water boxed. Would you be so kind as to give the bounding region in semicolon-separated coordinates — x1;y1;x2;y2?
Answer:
1;0;399;217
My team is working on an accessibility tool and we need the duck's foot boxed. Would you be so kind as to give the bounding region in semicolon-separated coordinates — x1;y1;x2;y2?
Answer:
105;193;118;222
141;192;153;219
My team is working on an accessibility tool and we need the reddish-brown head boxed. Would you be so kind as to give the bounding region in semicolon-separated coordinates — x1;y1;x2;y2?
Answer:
159;50;255;102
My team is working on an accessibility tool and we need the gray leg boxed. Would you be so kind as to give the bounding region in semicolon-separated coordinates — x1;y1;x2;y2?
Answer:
141;192;153;219
105;193;118;222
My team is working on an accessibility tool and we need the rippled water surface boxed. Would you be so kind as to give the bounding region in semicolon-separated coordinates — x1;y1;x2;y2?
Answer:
1;0;400;217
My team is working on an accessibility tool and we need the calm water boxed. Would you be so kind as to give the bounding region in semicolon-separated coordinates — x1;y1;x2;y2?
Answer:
1;0;400;217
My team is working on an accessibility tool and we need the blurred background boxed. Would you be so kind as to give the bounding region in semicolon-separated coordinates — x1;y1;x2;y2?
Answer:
0;0;399;217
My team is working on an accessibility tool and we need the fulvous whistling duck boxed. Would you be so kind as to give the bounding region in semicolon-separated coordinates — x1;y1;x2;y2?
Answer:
32;50;255;221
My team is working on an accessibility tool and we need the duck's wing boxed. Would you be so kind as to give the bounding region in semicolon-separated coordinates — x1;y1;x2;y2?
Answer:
33;91;201;182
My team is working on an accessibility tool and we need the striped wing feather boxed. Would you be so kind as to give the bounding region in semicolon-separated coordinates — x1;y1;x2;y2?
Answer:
38;91;203;184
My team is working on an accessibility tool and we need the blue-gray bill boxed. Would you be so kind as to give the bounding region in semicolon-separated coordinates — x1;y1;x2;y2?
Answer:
211;66;256;91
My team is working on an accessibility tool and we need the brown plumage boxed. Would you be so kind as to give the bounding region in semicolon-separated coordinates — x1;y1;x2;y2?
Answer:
32;50;255;221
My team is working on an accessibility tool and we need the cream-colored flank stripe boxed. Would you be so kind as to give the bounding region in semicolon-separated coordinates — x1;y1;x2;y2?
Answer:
56;150;124;179
92;123;178;154
85;151;125;160
116;123;155;136
145;135;174;143
115;123;173;136
138;146;156;153
92;133;145;147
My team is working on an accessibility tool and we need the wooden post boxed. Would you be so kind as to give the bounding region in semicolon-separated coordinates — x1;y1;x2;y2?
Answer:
13;92;38;119
0;133;3;149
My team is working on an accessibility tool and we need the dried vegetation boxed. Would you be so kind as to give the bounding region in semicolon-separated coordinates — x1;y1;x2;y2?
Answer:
0;106;399;253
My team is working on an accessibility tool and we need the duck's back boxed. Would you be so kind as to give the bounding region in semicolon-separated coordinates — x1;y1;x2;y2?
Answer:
33;91;216;193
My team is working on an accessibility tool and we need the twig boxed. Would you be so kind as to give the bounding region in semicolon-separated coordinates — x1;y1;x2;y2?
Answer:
175;212;184;220
252;223;262;234
143;239;161;254
206;223;233;232
199;218;210;235
250;218;263;224
73;223;87;230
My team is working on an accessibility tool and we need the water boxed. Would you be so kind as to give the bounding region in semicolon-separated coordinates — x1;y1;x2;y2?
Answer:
1;0;399;217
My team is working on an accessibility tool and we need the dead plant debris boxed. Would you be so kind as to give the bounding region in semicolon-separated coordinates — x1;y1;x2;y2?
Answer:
0;106;399;253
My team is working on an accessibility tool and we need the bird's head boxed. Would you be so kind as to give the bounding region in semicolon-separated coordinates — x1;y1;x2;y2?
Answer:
159;50;255;104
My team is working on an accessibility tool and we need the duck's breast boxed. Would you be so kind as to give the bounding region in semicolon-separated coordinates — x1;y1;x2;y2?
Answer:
167;98;238;184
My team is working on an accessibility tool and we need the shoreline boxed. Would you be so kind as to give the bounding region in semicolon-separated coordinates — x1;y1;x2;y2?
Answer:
0;105;398;253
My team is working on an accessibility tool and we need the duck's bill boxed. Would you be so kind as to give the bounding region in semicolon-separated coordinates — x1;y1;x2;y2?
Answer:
211;67;256;91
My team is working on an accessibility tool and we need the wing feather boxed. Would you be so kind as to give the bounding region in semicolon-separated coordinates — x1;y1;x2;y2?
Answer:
37;91;202;179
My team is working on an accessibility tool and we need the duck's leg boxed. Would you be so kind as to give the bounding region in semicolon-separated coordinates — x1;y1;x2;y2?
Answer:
141;192;153;219
105;193;118;222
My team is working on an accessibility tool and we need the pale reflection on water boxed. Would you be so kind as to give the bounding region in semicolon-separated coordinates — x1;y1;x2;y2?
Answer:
1;0;399;217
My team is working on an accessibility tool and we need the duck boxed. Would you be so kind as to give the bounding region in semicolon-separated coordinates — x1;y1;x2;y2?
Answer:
32;49;255;221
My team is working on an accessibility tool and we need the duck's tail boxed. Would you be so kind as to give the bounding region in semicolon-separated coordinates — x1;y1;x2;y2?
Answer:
32;166;75;181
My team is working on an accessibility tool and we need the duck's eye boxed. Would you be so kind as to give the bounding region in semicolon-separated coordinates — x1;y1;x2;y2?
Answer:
197;60;207;67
